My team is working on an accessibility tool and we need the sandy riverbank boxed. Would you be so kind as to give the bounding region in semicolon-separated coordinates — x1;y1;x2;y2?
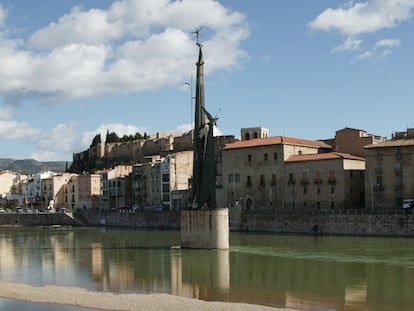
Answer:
0;282;296;311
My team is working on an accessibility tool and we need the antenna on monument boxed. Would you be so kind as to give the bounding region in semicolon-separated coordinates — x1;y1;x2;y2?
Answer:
192;26;203;44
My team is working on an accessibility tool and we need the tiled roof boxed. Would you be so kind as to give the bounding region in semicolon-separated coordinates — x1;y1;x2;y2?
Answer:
365;138;414;148
285;152;364;163
224;136;331;150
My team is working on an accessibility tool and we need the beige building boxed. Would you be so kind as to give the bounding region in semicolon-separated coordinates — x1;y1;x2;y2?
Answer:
365;128;414;210
41;173;74;210
222;134;332;211
323;127;386;157
285;153;365;210
99;165;133;210
68;174;101;210
0;171;17;195
131;151;193;210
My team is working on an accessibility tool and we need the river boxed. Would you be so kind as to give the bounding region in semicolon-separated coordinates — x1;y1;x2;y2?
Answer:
0;227;413;311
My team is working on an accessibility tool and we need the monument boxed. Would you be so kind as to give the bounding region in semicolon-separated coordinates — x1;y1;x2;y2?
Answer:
180;32;229;249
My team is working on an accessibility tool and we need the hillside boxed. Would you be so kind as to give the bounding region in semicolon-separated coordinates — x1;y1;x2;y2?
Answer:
0;158;68;175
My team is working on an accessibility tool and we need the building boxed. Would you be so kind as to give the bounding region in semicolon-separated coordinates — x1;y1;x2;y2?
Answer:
0;171;17;195
222;132;332;211
100;165;133;210
365;128;414;210
68;174;101;210
41;173;74;210
285;153;365;210
130;151;193;210
322;127;386;157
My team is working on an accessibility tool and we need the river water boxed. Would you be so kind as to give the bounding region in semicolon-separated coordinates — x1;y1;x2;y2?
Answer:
0;227;413;311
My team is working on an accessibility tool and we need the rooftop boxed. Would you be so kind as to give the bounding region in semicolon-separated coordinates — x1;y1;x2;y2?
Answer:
285;152;364;163
365;138;414;149
224;136;331;150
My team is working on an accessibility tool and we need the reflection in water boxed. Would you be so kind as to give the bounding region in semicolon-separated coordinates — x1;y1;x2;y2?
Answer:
0;227;414;311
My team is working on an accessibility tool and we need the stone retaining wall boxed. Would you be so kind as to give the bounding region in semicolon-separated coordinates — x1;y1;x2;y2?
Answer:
0;213;81;227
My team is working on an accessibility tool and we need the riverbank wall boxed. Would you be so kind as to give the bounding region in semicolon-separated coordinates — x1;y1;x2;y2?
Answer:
3;209;414;237
77;208;414;237
0;213;81;227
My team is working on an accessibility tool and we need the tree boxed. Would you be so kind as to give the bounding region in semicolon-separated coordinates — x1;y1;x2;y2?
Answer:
105;131;119;143
90;134;102;147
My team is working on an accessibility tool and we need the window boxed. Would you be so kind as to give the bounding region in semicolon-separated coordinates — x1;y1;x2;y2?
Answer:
235;174;240;183
248;154;252;162
317;187;320;195
228;174;234;183
273;153;278;160
162;174;170;182
271;174;277;185
303;187;307;195
264;153;268;161
247;176;252;187
331;187;335;194
260;175;265;186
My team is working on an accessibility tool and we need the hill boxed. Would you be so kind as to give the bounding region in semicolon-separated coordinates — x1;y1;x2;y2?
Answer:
0;158;68;175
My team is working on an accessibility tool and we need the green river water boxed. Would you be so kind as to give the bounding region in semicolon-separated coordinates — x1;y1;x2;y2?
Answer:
0;227;413;311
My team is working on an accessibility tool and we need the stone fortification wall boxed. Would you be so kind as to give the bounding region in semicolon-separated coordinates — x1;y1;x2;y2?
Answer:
105;141;144;163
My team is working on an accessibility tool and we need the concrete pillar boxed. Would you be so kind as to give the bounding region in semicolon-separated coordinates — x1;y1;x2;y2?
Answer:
180;208;229;249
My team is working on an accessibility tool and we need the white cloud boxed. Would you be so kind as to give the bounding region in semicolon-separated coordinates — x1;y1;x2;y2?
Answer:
0;119;40;139
0;0;249;103
310;1;411;60
309;0;414;36
374;38;400;49
352;50;375;62
332;36;363;53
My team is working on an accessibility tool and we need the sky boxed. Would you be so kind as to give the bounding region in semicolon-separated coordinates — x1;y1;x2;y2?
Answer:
0;0;414;161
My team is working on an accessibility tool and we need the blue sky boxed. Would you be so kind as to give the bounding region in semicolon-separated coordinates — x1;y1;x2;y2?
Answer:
0;0;413;161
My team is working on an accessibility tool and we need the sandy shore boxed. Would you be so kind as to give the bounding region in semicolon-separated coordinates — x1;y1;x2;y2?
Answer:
0;282;296;311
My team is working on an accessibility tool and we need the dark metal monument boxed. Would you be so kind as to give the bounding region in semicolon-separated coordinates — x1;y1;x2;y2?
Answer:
180;34;229;249
191;39;217;210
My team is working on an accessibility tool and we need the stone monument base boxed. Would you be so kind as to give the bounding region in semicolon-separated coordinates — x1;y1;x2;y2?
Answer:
180;208;229;249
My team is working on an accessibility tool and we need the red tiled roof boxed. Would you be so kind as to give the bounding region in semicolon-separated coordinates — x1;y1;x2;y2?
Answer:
223;136;331;150
285;152;364;163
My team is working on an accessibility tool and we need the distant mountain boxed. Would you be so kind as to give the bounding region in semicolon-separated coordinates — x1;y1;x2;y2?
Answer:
0;158;69;175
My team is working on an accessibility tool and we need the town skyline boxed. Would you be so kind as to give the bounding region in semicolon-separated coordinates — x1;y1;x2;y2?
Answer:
1;0;414;161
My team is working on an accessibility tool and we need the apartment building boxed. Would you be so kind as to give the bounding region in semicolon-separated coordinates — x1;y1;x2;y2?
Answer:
131;151;193;210
285;153;365;210
365;128;414;210
322;127;386;157
41;173;74;209
0;171;17;195
222;128;332;211
100;165;133;210
68;174;101;210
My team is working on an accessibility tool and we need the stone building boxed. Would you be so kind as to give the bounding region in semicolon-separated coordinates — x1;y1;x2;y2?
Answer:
285;153;365;210
365;128;414;210
222;133;332;211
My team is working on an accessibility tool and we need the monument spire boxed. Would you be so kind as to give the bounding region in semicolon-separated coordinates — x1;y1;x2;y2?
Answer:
191;34;217;209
